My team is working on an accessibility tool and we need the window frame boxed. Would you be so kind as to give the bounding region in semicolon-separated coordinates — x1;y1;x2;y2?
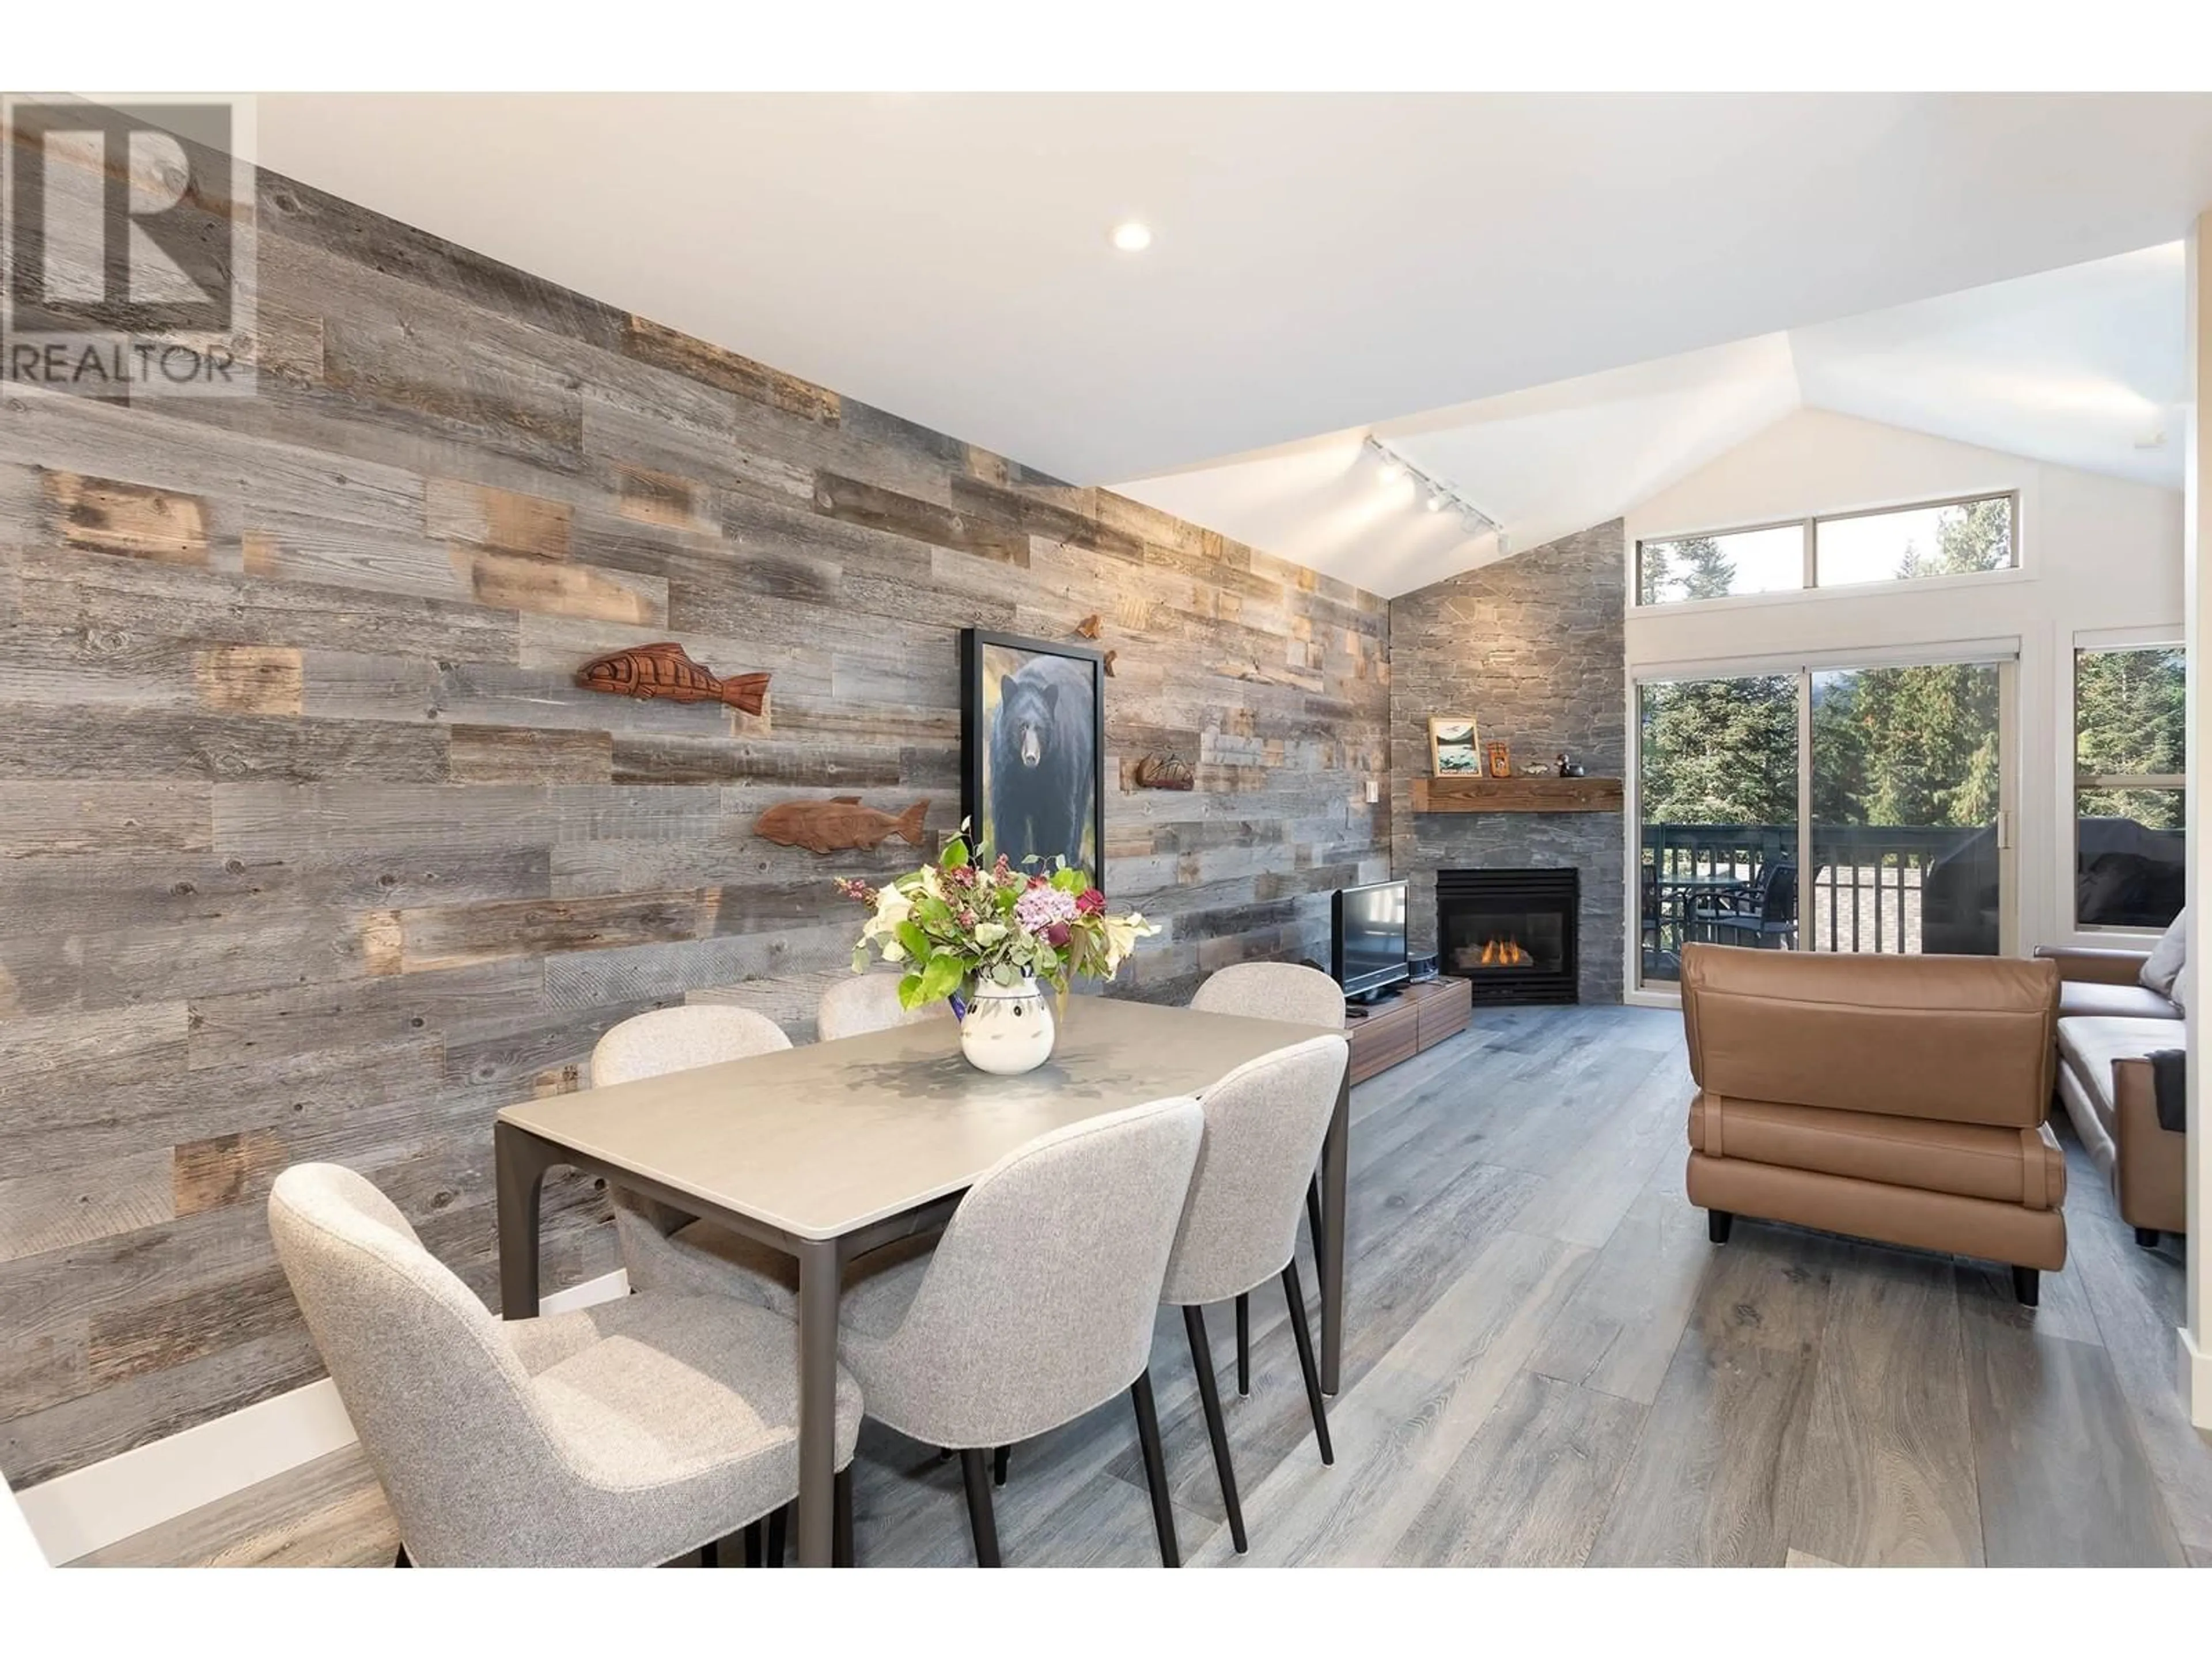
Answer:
1633;489;2022;610
2070;637;2187;935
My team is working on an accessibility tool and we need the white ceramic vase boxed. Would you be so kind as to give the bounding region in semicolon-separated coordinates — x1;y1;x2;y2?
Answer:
959;976;1056;1075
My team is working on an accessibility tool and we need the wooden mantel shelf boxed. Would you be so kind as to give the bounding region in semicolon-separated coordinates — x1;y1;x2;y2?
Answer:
1410;775;1624;813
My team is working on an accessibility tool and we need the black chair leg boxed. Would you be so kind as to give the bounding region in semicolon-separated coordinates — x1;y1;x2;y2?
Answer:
1130;1369;1180;1567
699;1537;719;1567
393;1544;410;1567
1234;1293;1251;1396
2136;1227;2161;1249
1281;1262;1334;1465
993;1445;1010;1487
959;1448;1002;1567
1305;1172;1325;1262
2012;1265;2040;1308
743;1520;763;1567
765;1503;787;1566
1707;1209;1734;1244
1183;1305;1248;1552
834;1466;855;1567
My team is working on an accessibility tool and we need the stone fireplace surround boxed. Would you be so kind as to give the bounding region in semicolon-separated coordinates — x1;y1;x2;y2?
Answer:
1387;519;1628;1005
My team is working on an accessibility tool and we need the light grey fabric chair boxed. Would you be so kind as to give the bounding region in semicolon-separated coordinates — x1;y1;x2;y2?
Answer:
817;973;954;1044
267;1162;862;1567
1188;961;1346;1394
593;1006;808;1316
1161;1035;1348;1552
830;1097;1206;1566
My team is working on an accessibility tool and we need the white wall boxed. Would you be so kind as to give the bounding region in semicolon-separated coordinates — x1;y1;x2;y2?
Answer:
2183;211;2209;1426
1622;407;2186;990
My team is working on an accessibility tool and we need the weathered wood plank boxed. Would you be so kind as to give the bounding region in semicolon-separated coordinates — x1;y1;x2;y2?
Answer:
370;890;721;975
448;724;613;785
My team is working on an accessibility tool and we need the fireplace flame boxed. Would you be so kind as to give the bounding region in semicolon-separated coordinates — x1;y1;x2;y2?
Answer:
1478;937;1534;968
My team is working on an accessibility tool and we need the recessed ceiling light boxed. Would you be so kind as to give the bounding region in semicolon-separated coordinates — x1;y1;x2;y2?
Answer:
1110;221;1153;253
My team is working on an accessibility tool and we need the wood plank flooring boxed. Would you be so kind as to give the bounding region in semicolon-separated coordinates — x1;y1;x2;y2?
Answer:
70;1004;2212;1568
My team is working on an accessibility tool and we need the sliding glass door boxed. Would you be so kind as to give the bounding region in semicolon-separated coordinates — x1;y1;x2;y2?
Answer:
1808;662;2010;957
1637;673;1799;985
1636;651;2014;990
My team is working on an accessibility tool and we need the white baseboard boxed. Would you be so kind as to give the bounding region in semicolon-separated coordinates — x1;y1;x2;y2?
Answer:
12;1266;629;1566
2182;1325;2212;1430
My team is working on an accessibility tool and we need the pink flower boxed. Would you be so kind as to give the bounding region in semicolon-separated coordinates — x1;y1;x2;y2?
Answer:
958;908;977;929
834;877;877;904
1075;887;1106;916
1027;874;1048;889
1014;884;1079;934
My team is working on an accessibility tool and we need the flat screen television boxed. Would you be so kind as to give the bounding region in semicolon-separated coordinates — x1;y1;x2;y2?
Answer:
1332;880;1410;1002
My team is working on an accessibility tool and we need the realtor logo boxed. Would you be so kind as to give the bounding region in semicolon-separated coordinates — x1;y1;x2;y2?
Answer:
2;93;257;396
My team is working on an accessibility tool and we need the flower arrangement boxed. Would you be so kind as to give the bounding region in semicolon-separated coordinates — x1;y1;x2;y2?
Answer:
837;826;1158;1010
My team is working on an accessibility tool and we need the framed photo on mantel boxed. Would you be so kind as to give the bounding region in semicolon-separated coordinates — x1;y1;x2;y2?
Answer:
1429;715;1481;777
960;628;1108;889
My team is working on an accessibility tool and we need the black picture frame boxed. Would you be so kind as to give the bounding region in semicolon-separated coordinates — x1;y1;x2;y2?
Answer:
960;627;1109;892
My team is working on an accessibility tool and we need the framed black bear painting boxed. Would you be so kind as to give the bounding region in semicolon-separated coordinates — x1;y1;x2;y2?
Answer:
960;628;1108;890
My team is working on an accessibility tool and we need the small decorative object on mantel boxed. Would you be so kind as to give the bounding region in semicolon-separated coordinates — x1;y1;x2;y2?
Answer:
1074;613;1103;639
575;642;769;714
1486;741;1513;779
1134;751;1196;791
755;796;928;856
1429;716;1480;775
1555;752;1586;778
1520;762;1551;777
838;823;1158;1075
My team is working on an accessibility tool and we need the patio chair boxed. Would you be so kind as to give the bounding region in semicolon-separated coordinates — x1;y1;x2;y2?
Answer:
1696;861;1797;948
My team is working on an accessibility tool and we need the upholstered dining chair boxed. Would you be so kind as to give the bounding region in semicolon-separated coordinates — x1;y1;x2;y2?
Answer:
1161;1034;1347;1552
267;1162;863;1567
817;973;955;1044
1188;961;1345;1394
831;1097;1205;1567
592;1006;809;1316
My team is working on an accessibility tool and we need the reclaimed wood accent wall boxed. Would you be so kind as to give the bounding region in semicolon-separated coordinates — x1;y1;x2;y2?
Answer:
0;170;1390;1487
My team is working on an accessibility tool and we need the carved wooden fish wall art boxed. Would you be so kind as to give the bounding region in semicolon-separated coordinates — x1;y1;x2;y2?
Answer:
755;797;929;856
1134;752;1195;791
575;642;769;714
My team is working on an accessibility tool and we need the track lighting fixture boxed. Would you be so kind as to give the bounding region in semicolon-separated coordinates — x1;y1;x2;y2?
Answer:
1363;436;1505;548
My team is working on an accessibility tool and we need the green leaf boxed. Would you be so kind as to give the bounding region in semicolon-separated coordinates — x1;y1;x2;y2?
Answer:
897;919;929;960
896;971;926;1010
993;961;1017;987
943;836;970;869
1051;865;1086;893
916;953;965;1004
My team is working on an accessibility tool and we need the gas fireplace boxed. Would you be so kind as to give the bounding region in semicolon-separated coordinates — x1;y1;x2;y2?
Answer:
1437;868;1579;1005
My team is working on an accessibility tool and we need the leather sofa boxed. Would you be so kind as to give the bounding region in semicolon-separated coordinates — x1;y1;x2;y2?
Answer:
1679;943;2065;1305
2035;944;2186;1248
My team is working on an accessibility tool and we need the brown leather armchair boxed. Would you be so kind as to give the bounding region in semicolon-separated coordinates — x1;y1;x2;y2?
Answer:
1680;943;2065;1305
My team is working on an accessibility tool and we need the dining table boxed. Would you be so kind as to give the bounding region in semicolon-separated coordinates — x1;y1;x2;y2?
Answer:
493;994;1351;1567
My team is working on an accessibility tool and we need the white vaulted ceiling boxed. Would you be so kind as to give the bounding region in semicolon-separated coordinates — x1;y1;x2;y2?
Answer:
253;93;2212;482
245;93;2212;597
1119;243;2190;594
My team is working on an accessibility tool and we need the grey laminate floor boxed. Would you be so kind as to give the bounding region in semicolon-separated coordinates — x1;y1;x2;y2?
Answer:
74;1005;2212;1567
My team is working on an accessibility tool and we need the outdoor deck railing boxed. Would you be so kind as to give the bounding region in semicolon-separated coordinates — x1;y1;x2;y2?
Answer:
1642;821;1994;957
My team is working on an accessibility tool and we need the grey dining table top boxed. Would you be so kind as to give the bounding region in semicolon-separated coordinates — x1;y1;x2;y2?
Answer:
498;995;1343;1242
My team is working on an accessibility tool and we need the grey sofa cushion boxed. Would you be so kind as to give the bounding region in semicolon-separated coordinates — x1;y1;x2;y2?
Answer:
2140;910;2188;997
2059;979;2181;1021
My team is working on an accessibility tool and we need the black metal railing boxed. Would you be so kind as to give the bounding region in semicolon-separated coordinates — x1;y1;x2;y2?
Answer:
1641;821;1996;968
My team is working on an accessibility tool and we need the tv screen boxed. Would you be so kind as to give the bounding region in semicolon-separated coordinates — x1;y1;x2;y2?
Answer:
1332;880;1410;999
